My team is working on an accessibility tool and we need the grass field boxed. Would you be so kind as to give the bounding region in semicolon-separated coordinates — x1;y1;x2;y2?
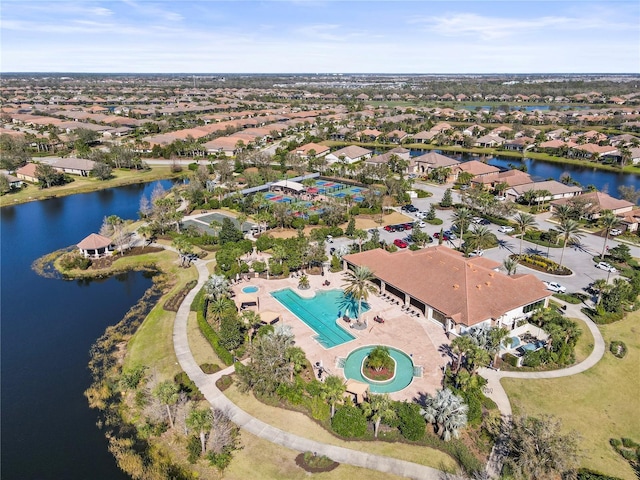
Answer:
0;166;180;207
124;251;198;380
224;384;458;471
502;311;640;479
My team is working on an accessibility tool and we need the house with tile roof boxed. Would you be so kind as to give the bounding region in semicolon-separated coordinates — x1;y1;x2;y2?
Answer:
550;191;635;220
294;142;330;158
506;180;582;203
325;145;372;165
413;151;461;177
343;246;551;334
15;163;39;183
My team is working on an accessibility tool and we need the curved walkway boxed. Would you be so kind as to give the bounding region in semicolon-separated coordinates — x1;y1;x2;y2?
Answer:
481;300;606;476
173;259;449;480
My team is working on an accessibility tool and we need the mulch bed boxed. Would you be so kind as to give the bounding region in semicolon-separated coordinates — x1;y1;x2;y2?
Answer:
295;453;339;473
363;365;394;382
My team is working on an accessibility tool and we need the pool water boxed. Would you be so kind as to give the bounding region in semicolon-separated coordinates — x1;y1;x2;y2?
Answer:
271;288;369;348
242;285;259;293
343;346;415;393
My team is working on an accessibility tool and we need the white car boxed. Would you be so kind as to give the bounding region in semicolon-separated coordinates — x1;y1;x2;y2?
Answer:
469;249;484;257
495;195;506;201
596;262;618;273
498;225;514;233
416;221;427;228
610;228;622;236
543;281;567;293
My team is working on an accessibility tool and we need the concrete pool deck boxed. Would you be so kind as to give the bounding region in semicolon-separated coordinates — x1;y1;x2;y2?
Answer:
231;268;451;401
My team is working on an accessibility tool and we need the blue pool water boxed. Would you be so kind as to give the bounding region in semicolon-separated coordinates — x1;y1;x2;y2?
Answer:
271;288;369;348
242;286;259;293
343;346;415;393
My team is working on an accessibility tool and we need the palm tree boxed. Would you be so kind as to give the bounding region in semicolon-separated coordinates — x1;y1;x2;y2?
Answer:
186;408;213;456
285;346;307;382
362;394;397;438
203;274;231;301
553;204;572;221
208;297;234;329
503;257;520;276
153;380;180;429
240;310;262;345
467;225;494;251
452;207;472;250
342;266;377;322
450;335;475;373
513;212;537;255
556;218;584;268
420;389;468;441
599;212;618;260
320;375;346;418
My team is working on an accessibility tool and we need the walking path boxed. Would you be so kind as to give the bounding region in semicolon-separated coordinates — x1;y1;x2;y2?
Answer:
169;248;606;479
172;259;449;480
480;299;606;476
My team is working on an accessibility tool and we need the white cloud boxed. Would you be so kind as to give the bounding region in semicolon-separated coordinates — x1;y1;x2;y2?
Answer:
91;7;113;17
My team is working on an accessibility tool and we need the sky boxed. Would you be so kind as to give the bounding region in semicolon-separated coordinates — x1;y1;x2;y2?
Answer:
1;0;639;74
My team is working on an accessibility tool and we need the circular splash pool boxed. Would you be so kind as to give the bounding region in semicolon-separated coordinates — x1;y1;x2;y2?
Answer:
343;346;414;393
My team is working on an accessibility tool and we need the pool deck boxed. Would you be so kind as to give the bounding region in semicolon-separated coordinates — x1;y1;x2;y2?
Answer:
231;267;451;401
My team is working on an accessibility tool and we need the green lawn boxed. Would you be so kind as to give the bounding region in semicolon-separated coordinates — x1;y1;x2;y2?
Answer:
502;312;640;479
0;166;179;207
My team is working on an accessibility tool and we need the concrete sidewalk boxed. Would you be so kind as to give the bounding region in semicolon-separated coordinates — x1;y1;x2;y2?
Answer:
172;259;451;480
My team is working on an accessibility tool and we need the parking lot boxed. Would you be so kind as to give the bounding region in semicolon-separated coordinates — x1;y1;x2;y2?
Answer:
326;182;640;301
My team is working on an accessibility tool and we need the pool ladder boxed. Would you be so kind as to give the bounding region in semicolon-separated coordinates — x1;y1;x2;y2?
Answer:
413;366;423;378
335;357;346;369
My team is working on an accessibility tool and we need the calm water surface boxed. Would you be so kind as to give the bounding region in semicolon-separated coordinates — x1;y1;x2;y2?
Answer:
1;180;173;480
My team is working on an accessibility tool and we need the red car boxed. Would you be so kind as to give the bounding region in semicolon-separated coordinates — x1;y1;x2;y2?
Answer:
393;239;408;248
433;232;451;241
384;225;393;231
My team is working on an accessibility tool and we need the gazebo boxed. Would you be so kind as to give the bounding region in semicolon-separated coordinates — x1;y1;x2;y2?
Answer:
235;292;258;310
77;233;114;258
344;379;370;404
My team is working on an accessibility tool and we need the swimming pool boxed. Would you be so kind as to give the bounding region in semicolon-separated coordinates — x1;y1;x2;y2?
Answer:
242;285;259;294
271;288;369;348
343;346;415;393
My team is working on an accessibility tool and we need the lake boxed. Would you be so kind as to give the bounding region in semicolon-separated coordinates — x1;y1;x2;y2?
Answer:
410;150;640;198
0;179;173;479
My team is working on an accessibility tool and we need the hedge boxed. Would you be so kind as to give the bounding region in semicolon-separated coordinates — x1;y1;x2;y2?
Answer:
191;288;234;366
331;405;368;438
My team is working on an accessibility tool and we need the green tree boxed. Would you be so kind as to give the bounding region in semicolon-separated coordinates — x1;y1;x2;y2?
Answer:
218;217;244;245
203;274;231;301
342;265;377;322
187;407;214;456
452;206;472;250
503;257;520;276
0;174;11;194
345;217;356;237
467;225;494;251
285;346;307;382
320;375;346;418
91;161;113;180
504;414;580;480
513;212;537;255
440;188;453;208
361;393;397;438
35;163;60;189
366;346;393;372
599;212;618;260
556;218;584;268
153;380;180;429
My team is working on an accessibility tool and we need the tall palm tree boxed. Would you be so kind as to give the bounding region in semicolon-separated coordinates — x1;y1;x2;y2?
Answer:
153;380;180;429
285;346;307;382
208;297;234;329
240;310;262;345
320;375;346;418
553;204;572;222
513;212;537;255
342;266;377;321
557;218;584;268
452;206;472;250
361;394;397;438
599;212;618;260
186;408;213;456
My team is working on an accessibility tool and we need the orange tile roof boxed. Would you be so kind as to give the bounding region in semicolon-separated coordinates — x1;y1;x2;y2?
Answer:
343;247;550;327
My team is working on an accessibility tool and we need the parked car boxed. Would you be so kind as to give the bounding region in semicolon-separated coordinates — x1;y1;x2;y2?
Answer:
329;247;336;255
468;249;484;257
393;238;408;248
403;236;414;244
444;230;457;240
368;228;377;234
543;281;567;293
384;225;394;232
472;216;483;224
326;235;334;243
416;211;427;219
395;225;405;232
433;232;451;241
416;221;427;228
498;225;514;233
610;228;623;236
478;218;490;225
403;222;413;230
596;262;618;273
495;195;506;201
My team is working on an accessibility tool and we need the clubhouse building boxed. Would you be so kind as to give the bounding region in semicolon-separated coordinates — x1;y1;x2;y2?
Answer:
343;246;551;335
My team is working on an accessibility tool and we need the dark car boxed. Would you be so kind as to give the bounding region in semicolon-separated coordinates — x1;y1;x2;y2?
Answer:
329;247;336;255
395;225;405;232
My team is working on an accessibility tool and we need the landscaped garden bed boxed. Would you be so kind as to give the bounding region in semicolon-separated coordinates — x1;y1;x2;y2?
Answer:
512;254;572;275
362;346;395;382
295;451;339;473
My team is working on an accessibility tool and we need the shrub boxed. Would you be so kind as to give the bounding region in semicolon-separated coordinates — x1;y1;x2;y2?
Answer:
576;467;623;480
208;199;220;209
426;218;443;225
216;374;233;391
60;252;92;270
174;372;204;401
416;190;432;198
331;405;368;438
502;353;519;367
207;451;233;471
394;401;425;441
200;363;221;374
462;390;483;427
609;340;627;358
193;292;234;365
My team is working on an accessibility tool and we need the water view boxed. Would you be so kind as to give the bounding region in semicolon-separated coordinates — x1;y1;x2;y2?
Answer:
0;180;173;479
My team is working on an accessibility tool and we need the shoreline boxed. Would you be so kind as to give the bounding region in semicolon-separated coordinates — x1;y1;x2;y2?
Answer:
0;167;182;208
